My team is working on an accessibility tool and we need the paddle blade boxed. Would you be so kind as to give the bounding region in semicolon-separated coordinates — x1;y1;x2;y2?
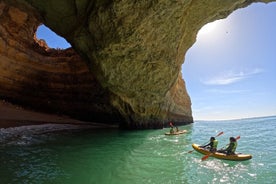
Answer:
188;150;194;154
216;131;224;137
201;154;210;161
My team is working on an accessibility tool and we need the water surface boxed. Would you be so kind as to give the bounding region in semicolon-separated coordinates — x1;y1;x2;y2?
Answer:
1;116;276;183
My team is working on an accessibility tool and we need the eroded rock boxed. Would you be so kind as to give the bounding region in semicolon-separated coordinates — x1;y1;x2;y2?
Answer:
0;0;273;129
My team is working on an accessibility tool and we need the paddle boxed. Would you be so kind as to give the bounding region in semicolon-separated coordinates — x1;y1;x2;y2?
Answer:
201;135;240;161
188;131;224;154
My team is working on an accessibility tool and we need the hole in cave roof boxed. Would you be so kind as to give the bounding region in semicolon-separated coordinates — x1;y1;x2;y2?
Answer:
36;24;71;49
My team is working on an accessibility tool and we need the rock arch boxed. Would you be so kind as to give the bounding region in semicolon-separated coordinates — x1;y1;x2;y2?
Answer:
0;0;273;129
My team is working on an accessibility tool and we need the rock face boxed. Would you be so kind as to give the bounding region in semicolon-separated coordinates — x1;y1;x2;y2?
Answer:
0;1;124;125
0;0;273;129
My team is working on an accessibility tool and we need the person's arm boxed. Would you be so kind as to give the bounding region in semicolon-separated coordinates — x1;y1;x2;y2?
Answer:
225;143;234;151
201;142;211;148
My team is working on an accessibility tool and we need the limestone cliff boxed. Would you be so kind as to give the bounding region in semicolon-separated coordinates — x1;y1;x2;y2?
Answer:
0;0;274;129
0;1;124;124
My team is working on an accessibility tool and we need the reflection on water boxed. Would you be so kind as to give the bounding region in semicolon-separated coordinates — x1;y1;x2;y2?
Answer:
1;116;276;183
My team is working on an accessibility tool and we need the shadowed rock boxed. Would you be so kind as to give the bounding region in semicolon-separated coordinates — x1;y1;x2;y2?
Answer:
0;0;273;129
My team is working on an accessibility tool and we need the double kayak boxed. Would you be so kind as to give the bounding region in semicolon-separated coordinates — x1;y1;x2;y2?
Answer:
192;144;252;161
165;130;187;135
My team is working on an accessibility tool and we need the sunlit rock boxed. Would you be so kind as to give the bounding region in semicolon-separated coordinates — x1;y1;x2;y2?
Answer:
0;0;273;129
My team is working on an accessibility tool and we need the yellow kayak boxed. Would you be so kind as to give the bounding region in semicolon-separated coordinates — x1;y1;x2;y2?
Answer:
165;130;187;135
192;144;252;161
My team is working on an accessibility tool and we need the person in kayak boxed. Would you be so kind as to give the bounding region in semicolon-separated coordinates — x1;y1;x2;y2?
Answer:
169;122;174;133
218;137;237;155
199;137;218;152
169;122;179;133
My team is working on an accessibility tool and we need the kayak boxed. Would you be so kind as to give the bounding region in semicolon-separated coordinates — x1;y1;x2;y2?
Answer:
165;129;187;135
192;143;252;161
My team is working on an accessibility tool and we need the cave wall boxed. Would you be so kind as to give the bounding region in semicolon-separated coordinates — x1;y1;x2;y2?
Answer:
0;1;124;124
0;0;274;129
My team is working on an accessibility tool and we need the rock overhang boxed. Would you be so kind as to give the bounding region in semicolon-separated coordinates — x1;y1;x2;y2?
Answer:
0;0;274;129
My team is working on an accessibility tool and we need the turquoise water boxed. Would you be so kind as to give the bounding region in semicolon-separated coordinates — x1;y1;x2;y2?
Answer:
1;116;276;184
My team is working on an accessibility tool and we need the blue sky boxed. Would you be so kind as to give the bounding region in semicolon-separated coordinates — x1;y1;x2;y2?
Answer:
36;2;276;121
36;25;71;49
182;2;276;120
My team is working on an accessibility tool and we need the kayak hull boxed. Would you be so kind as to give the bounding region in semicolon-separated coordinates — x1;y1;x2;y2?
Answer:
192;144;252;161
165;130;187;135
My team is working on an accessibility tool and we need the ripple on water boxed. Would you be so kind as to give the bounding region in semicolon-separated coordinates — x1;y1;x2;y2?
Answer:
1;117;276;183
0;124;96;146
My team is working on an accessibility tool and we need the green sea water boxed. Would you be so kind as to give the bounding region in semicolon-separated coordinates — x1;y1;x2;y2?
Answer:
0;116;276;184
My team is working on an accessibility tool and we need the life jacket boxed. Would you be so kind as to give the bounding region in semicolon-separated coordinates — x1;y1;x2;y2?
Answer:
212;140;218;148
170;128;174;133
231;141;237;152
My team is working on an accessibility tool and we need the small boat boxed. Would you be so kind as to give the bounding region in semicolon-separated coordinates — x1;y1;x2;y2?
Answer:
192;143;252;161
165;129;187;135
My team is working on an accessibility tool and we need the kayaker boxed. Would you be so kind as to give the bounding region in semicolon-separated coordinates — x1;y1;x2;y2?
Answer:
169;122;175;133
200;137;218;152
218;137;237;155
169;121;179;133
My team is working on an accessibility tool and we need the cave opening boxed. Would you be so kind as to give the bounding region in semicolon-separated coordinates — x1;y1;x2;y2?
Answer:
182;2;276;121
35;24;71;49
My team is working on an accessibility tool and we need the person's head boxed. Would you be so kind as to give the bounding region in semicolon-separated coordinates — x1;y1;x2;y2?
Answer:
230;137;236;142
210;137;215;141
